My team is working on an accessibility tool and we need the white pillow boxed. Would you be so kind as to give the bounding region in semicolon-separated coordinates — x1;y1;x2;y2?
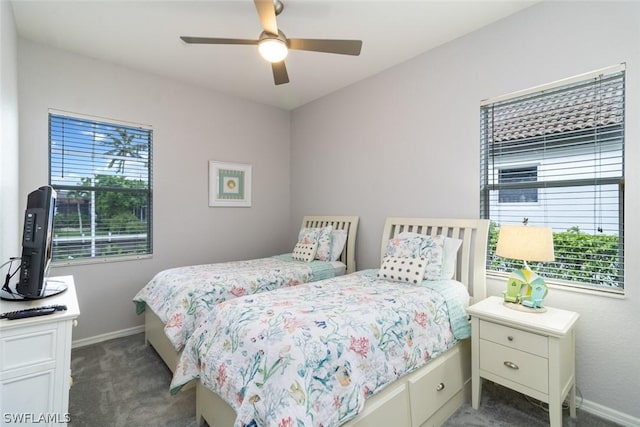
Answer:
377;256;427;284
394;232;461;280
441;237;463;279
330;229;348;262
292;242;318;262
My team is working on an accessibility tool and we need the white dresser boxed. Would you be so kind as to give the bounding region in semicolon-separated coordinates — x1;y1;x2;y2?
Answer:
0;276;80;427
467;296;579;427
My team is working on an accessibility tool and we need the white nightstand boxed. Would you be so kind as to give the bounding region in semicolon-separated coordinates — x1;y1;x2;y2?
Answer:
467;296;579;427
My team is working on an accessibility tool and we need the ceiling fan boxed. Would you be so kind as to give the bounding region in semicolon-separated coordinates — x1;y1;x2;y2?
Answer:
180;0;363;85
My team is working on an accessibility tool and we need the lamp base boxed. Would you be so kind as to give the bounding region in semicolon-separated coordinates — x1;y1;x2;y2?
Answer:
503;267;549;310
503;301;547;313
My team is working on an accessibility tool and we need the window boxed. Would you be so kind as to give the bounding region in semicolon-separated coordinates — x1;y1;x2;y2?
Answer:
480;64;625;292
498;166;538;203
49;111;153;262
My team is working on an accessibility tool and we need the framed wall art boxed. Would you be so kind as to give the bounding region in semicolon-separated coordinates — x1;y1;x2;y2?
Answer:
208;160;252;207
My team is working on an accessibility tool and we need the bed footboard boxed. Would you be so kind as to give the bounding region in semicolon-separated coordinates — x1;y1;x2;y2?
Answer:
145;309;181;372
343;340;471;427
196;381;236;427
195;340;471;427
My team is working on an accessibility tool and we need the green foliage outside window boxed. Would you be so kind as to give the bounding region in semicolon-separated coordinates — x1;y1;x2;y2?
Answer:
92;175;147;222
106;212;145;234
52;174;148;261
487;222;622;289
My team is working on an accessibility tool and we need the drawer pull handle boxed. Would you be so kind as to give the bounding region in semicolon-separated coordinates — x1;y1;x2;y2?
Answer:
507;336;514;341
504;361;519;370
436;382;445;392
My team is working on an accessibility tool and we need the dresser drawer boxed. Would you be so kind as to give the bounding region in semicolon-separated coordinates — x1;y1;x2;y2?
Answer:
480;320;548;357
0;324;57;372
480;339;549;394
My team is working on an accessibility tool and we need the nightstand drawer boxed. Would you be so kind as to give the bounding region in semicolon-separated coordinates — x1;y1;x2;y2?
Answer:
480;320;547;357
480;339;549;394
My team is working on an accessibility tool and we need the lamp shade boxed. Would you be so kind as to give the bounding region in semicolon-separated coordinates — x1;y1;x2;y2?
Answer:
496;225;555;262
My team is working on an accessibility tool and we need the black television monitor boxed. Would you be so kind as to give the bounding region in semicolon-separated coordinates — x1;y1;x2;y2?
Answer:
1;186;67;300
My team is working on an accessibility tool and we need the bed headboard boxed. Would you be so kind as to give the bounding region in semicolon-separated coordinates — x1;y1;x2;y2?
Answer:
380;217;489;302
301;215;359;274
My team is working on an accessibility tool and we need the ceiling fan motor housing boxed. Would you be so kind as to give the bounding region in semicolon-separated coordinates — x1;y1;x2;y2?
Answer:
273;0;284;16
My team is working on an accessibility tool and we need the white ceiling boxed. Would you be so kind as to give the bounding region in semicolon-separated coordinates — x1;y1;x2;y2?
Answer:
11;0;536;110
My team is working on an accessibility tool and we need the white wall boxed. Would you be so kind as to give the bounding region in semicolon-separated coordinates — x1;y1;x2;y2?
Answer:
17;39;292;341
0;0;19;266
291;2;639;424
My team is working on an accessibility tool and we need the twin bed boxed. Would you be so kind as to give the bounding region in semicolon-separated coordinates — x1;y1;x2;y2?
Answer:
159;217;489;427
134;215;360;372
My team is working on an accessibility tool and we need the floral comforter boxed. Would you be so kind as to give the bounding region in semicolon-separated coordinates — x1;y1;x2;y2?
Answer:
133;255;336;351
170;270;471;427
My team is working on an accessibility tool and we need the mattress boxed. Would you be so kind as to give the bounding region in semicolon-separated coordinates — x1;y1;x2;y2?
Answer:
331;260;347;276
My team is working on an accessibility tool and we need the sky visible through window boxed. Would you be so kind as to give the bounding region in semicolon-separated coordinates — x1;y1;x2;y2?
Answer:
50;116;150;187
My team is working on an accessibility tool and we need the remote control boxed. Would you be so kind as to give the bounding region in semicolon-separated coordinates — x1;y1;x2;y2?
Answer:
4;307;57;319
1;304;67;320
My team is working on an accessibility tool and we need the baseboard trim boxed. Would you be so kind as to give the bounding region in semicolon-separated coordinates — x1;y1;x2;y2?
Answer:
72;325;144;349
580;398;639;427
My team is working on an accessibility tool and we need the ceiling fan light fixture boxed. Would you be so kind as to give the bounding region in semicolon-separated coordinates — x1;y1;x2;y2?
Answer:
258;38;288;63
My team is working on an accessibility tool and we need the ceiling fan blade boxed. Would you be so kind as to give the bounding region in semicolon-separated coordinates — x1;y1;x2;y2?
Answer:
289;39;362;56
254;0;278;35
272;61;289;85
180;36;258;45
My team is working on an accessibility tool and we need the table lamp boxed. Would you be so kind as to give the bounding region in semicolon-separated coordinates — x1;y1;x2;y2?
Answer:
496;224;555;310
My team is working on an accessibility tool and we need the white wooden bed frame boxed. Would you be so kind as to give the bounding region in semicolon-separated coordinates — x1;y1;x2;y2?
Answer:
194;217;489;427
144;215;360;372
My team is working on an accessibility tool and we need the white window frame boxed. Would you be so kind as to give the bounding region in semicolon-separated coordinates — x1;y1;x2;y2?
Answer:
480;64;625;294
48;110;153;265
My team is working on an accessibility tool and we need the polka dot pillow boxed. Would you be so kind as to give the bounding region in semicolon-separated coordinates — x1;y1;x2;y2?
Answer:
297;226;333;261
377;256;427;285
291;242;318;262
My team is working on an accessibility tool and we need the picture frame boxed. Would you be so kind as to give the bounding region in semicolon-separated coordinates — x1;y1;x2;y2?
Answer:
208;160;252;207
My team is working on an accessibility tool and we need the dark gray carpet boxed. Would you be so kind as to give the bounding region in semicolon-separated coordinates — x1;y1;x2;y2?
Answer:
443;381;620;427
69;333;197;427
69;333;620;427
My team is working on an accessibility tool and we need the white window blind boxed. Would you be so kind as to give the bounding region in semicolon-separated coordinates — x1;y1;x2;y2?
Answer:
49;111;153;262
480;65;624;291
